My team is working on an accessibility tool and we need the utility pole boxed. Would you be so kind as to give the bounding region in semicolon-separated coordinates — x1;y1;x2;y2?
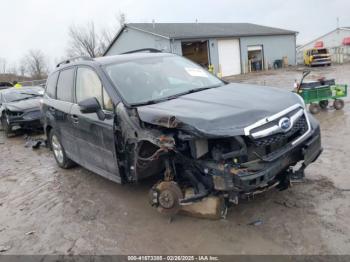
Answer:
337;17;340;29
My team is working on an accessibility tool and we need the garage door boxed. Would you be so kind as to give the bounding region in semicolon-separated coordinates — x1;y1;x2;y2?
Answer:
217;39;241;76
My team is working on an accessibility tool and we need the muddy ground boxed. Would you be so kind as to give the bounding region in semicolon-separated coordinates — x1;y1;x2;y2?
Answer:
0;64;350;255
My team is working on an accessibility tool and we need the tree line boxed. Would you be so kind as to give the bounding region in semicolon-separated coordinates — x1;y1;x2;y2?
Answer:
0;12;126;81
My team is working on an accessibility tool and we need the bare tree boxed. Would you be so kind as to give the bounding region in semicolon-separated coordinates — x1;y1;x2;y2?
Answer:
67;21;100;58
0;57;7;74
98;28;114;55
66;12;127;58
22;49;48;79
116;12;126;28
19;64;26;77
7;63;18;76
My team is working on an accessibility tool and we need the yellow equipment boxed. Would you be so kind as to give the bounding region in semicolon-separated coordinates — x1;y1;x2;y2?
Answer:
304;48;331;67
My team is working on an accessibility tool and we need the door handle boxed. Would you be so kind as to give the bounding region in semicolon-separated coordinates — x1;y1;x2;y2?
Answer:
71;114;79;124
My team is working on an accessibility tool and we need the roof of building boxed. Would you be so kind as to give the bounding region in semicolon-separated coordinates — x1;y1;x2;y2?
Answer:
297;27;350;50
104;23;297;55
126;23;297;39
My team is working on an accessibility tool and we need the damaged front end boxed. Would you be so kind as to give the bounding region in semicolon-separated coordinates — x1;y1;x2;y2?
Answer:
116;103;322;218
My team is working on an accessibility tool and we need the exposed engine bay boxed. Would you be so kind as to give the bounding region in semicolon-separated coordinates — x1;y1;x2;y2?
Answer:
114;102;323;218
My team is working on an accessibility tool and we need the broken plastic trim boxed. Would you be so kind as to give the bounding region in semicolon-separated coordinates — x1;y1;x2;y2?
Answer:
244;104;302;136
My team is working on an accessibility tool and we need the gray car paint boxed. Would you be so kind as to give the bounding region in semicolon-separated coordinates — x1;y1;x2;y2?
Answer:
137;83;302;137
4;98;41;112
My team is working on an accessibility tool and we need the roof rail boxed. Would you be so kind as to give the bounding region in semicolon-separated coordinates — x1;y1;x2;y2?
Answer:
56;56;94;68
121;48;163;55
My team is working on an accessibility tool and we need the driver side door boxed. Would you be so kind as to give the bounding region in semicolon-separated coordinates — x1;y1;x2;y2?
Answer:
70;66;120;181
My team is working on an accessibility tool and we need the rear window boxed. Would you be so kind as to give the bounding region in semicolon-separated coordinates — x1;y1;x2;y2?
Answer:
45;71;59;98
57;68;75;102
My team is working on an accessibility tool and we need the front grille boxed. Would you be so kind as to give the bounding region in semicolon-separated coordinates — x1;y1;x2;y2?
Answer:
9;112;23;117
23;110;42;120
252;114;308;147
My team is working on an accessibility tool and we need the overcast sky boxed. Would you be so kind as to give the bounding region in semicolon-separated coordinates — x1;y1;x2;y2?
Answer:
1;0;349;69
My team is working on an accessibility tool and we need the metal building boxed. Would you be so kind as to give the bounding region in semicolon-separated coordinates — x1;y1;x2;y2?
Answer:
297;27;350;64
104;23;297;77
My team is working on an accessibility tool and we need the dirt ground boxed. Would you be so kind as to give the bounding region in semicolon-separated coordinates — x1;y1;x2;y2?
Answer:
1;64;350;255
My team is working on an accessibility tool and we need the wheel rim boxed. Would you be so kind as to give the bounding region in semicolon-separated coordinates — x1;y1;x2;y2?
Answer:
51;135;64;164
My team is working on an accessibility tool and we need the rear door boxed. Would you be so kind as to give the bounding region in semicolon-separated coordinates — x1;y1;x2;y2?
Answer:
49;67;77;158
70;66;119;178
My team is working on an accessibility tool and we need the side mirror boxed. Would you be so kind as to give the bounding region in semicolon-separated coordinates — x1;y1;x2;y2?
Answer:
78;97;105;120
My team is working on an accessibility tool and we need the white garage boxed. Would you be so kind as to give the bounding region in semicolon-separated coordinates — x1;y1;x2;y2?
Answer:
217;39;241;77
104;23;297;76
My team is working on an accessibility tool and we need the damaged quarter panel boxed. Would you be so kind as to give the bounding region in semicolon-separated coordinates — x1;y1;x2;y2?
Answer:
115;103;175;182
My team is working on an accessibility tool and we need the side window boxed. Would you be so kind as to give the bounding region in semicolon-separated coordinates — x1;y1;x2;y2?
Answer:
45;71;59;98
76;67;113;111
57;68;75;102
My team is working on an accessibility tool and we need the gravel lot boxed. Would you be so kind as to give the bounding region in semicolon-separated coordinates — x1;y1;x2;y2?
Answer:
1;64;350;255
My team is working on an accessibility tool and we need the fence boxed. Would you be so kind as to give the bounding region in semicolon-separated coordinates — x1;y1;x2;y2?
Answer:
329;46;350;63
19;79;47;87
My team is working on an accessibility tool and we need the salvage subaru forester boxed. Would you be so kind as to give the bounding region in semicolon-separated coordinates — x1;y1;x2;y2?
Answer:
42;50;322;217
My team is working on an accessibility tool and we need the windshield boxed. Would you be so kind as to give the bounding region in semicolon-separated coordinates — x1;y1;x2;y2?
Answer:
104;55;224;105
311;49;328;55
3;87;43;102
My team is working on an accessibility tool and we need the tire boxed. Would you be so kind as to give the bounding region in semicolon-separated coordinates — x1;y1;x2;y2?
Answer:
334;99;345;110
309;103;321;114
319;100;329;109
1;114;12;137
49;129;75;169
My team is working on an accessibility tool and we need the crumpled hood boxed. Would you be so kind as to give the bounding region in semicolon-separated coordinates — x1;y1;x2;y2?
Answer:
137;83;302;137
5;98;41;112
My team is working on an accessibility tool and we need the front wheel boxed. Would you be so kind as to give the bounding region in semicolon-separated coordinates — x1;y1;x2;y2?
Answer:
49;130;75;169
319;100;329;109
334;99;344;110
309;103;321;114
1;114;12;137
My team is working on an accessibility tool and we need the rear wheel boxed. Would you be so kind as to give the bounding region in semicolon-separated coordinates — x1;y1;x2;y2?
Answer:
319;100;329;109
309;103;321;114
49;129;75;169
1;114;12;137
334;99;344;110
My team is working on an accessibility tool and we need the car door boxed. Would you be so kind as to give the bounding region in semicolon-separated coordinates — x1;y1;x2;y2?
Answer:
48;67;78;158
70;66;119;178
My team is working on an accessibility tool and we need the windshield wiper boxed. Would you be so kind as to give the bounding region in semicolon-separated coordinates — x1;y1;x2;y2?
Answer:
19;92;41;97
185;84;223;94
9;96;37;102
131;84;223;107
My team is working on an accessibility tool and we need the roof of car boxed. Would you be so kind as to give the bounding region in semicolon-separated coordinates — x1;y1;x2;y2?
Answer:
96;52;174;64
55;52;175;71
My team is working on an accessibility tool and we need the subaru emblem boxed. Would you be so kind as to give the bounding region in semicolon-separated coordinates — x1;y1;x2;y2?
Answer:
279;117;292;132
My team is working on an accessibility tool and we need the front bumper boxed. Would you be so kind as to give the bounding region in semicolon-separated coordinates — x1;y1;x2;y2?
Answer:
210;125;322;193
310;59;331;66
8;111;43;131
